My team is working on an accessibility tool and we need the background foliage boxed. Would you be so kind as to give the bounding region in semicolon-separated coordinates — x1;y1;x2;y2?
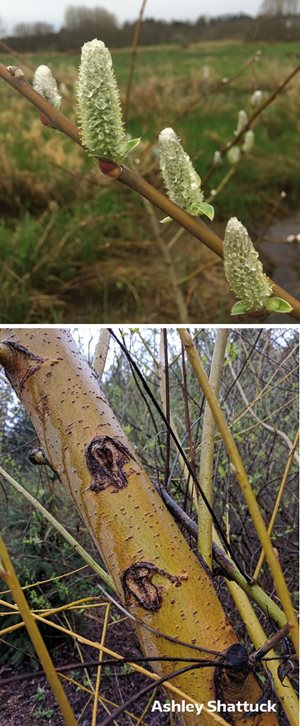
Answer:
0;41;299;322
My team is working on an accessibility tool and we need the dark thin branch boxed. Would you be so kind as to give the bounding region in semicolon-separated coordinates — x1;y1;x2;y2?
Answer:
124;0;147;124
248;624;291;666
163;329;171;487
108;328;252;583
100;662;217;726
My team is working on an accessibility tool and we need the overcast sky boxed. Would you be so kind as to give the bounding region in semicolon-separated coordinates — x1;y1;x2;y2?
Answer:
2;0;261;34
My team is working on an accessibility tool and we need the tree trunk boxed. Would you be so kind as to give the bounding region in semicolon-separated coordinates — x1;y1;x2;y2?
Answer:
0;328;279;725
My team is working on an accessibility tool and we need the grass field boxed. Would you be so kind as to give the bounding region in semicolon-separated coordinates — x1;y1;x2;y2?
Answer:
0;41;299;322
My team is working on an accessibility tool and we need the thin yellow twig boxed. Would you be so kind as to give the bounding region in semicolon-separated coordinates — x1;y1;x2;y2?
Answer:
0;535;77;726
253;429;299;580
0;601;229;724
0;464;115;592
92;603;111;726
198;330;229;568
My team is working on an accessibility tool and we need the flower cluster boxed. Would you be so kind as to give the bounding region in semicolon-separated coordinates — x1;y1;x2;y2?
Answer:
224;218;292;314
224;217;272;313
158;128;214;221
33;65;61;109
76;39;139;163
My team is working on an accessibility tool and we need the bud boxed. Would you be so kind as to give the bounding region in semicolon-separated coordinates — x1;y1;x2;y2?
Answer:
251;90;263;108
224;217;273;312
242;130;255;154
158;127;214;220
33;65;61;109
213;150;222;166
227;147;240;166
235;110;247;134
76;39;139;163
59;81;70;97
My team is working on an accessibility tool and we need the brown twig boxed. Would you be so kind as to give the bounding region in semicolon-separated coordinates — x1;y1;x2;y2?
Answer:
140;196;190;321
248;624;291;666
124;0;147;125
0;64;82;146
0;39;36;70
119;166;300;320
202;63;300;186
174;51;261;124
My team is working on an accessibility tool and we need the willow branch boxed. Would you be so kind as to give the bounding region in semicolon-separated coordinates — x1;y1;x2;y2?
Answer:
0;465;115;592
203;63;300;185
198;329;229;568
0;535;77;726
178;328;299;656
1;63;300;320
124;0;147;124
92;329;111;380
253;429;299;581
227;357;299;465
156;482;286;629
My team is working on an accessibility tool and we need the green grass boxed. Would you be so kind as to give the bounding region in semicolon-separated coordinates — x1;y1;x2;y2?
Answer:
0;41;299;323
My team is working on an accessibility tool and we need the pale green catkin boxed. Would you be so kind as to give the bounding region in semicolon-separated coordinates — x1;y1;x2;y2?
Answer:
158;127;214;220
33;65;61;109
76;39;128;162
224;217;273;311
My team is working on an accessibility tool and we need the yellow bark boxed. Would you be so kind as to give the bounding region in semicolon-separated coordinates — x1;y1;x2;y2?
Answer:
0;329;279;725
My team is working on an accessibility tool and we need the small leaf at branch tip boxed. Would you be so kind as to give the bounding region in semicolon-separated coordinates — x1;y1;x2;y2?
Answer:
230;301;249;316
198;202;214;221
264;297;293;313
124;138;141;155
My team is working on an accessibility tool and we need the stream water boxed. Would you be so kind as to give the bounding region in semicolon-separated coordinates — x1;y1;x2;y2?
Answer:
258;211;300;323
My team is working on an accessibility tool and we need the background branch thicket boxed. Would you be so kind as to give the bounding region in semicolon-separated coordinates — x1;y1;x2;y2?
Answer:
0;327;298;724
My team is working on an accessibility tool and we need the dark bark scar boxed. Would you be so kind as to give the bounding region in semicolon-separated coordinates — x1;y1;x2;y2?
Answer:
1;341;46;393
122;561;188;611
85;435;133;493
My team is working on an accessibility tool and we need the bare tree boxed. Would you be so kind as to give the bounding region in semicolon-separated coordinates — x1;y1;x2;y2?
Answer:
259;0;300;14
13;21;54;36
64;5;117;32
0;17;6;37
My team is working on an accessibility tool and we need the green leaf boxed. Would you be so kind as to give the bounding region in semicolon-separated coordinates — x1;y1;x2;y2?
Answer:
264;297;293;313
230;301;249;315
197;202;215;221
123;138;141;157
